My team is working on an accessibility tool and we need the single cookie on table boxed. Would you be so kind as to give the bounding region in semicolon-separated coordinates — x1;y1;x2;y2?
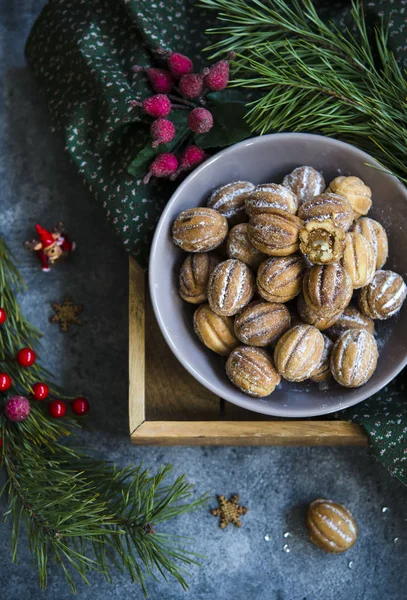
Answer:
282;166;325;206
341;232;375;289
179;252;220;304
274;324;325;382
310;334;333;383
226;223;266;270
172;207;228;252
234;301;291;347
245;183;298;216
303;263;353;316
297;294;343;330
193;304;239;356
330;329;378;387
298;193;353;232
207;181;255;225
359;270;407;320
226;346;281;397
307;498;357;553
299;219;345;265
248;209;304;256
328;175;372;219
208;259;255;317
352;217;388;270
257;255;306;303
325;306;375;341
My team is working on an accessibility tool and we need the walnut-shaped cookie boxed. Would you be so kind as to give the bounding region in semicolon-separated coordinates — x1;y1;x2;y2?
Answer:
274;324;325;382
234;301;291;347
207;181;255;225
248;210;303;256
328;175;372;218
179;253;220;304
353;217;388;270
330;329;378;387
307;498;358;553
298;193;353;232
359;270;407;320
193;304;239;356
303;263;353;316
226;346;281;397
310;334;333;383
341;232;375;289
299;220;345;265
172;207;228;252
257;255;306;303
208;259;255;316
282;166;325;206
325;306;375;341
245;183;298;216
226;223;266;270
297;294;343;330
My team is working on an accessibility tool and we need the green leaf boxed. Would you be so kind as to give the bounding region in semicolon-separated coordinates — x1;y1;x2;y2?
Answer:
127;111;191;178
194;91;252;149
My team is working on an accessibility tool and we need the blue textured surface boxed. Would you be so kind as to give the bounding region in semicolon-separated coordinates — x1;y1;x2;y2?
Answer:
0;3;407;599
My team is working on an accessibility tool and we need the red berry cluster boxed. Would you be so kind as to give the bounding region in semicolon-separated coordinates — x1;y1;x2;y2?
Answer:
132;50;235;184
0;310;90;431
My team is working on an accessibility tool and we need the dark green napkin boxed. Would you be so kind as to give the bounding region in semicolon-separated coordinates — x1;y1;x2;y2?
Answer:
25;0;407;483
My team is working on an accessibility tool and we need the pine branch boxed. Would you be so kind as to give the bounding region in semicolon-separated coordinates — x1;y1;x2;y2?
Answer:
0;237;208;594
199;0;407;183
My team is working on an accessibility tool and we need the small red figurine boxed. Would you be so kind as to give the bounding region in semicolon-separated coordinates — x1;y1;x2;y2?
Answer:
25;222;76;272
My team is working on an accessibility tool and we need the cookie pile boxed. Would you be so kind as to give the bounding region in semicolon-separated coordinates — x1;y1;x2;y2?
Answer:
172;168;407;398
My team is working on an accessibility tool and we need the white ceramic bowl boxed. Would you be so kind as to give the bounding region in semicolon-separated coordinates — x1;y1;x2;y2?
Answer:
149;133;407;417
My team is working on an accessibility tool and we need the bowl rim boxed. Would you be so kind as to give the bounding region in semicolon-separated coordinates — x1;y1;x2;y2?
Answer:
149;132;407;417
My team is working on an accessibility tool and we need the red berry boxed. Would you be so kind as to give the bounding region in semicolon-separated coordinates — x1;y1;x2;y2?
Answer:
179;146;207;171
157;49;193;78
48;399;67;418
5;396;31;422
145;68;174;93
0;373;12;392
144;153;179;184
16;347;36;367
187;108;214;134
32;382;49;401
0;308;6;325
142;94;171;117
71;397;90;416
204;53;235;91
150;118;176;148
0;438;2;448
178;73;207;99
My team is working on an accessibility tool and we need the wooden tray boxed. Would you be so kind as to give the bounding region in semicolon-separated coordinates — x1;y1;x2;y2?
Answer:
129;258;367;446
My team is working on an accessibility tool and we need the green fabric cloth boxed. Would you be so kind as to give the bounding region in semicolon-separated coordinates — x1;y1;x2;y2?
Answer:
25;0;407;483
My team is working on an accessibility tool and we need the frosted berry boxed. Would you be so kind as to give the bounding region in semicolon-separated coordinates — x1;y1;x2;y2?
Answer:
150;118;176;148
0;308;7;324
0;373;12;392
204;52;235;91
179;146;207;171
158;49;193;78
32;382;49;401
144;153;179;184
132;94;172;118
178;72;208;99
188;108;214;134
71;397;90;416
141;67;174;93
5;396;31;422
16;347;36;367
48;399;67;418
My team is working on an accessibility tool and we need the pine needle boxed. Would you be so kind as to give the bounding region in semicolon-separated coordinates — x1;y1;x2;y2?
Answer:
199;0;407;183
0;237;208;594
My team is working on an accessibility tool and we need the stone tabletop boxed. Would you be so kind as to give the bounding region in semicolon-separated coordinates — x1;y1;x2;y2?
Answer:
0;2;406;599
